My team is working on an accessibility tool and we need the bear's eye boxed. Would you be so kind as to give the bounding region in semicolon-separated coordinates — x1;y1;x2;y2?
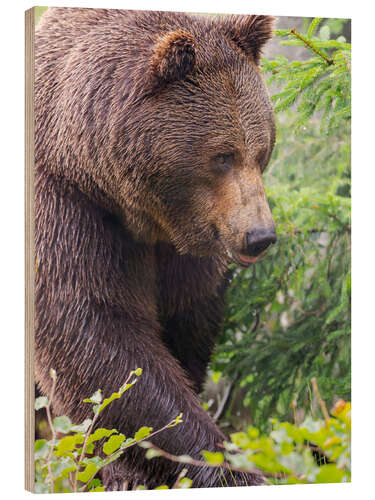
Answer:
213;153;235;174
256;150;268;171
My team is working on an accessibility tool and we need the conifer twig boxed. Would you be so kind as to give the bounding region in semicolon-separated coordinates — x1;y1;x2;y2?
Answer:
289;28;334;65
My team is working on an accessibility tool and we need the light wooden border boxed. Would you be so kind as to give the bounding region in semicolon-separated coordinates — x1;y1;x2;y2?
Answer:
25;7;35;493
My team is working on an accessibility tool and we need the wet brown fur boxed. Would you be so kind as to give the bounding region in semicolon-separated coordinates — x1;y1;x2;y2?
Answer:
35;8;275;489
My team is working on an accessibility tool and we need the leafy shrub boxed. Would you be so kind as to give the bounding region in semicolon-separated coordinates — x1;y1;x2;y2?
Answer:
35;370;350;491
34;369;183;493
142;385;351;486
226;397;351;484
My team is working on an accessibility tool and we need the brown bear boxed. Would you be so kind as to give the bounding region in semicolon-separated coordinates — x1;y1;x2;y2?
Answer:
35;8;277;489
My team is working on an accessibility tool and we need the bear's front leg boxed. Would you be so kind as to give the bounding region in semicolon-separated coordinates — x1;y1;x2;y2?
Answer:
35;181;262;489
36;292;256;488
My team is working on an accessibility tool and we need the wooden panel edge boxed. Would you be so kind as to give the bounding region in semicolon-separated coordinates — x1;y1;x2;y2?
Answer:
25;6;35;493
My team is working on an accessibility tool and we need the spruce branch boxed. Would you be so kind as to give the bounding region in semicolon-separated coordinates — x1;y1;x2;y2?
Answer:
289;28;334;66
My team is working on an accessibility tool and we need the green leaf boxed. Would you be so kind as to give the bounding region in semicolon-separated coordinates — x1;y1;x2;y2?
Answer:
56;434;84;455
90;486;105;492
35;396;48;410
95;382;136;414
53;416;73;434
177;477;193;488
101;451;123;467
315;464;345;483
83;389;102;405
77;442;95;455
86;478;102;490
201;451;224;465
80;455;102;466
231;431;250;448
71;419;92;433
103;434;126;455
77;463;99;483
168;413;183;427
134;426;153;441
247;427;260;439
35;439;49;459
87;428;118;445
121;437;136;448
51;457;77;478
34;483;50;494
145;448;162;459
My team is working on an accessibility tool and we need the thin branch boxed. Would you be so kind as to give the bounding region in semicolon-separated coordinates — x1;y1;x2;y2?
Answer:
251;311;261;333
45;370;57;493
68;473;75;491
172;468;188;488
73;412;99;492
141;442;254;475
213;376;238;423
343;54;351;74
143;442;305;483
123;417;182;452
325;210;351;231
311;378;330;427
81;415;182;491
296;301;326;317
289;28;334;65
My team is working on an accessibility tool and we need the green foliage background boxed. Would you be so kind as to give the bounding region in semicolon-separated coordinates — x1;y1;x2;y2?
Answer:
211;17;351;431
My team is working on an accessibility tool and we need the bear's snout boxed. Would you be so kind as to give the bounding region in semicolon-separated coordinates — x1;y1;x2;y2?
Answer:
245;227;277;257
232;226;277;266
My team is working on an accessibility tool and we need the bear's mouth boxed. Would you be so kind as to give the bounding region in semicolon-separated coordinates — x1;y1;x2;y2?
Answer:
225;249;260;268
233;252;259;268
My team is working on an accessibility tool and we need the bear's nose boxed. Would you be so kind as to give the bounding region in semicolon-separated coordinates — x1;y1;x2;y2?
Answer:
245;228;277;257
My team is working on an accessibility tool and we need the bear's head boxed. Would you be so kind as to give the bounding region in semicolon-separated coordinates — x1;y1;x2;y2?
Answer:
123;15;277;267
65;14;277;267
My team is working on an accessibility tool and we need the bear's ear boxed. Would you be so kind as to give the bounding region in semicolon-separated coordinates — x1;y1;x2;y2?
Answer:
150;30;196;86
222;15;275;65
